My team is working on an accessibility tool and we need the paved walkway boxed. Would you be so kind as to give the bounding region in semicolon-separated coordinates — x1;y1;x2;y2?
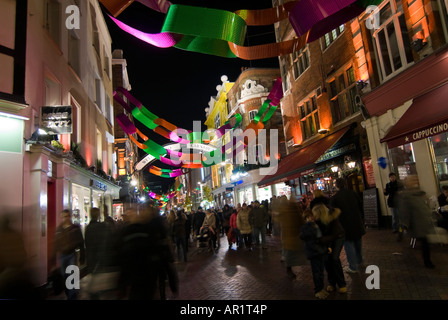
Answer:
173;228;448;300
47;227;448;301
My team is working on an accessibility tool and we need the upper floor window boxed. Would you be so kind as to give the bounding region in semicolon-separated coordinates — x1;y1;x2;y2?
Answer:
214;112;221;129
323;24;345;49
292;45;310;80
68;30;80;76
328;66;359;124
280;56;290;92
248;110;258;122
369;0;413;81
45;0;61;46
299;94;320;140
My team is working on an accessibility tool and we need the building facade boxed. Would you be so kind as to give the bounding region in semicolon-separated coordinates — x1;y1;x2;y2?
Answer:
261;0;372;209
0;0;120;286
360;0;448;218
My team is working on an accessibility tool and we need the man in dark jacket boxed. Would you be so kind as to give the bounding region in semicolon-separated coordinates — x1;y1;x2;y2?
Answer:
330;178;365;273
250;200;269;249
51;209;85;300
384;173;402;233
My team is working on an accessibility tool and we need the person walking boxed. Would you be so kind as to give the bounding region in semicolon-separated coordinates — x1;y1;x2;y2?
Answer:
229;209;240;249
396;175;436;268
236;203;253;251
192;207;205;237
85;207;119;299
384;173;402;235
251;200;269;249
222;204;233;246
51;209;85;300
330;178;365;274
172;210;187;262
313;203;346;295
276;196;306;278
300;210;329;299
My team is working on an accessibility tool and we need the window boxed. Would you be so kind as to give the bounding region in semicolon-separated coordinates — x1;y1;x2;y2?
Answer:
214;113;221;129
281;56;290;92
71;97;81;144
299;94;320;140
68;30;80;76
96;129;102;163
292;45;310;80
95;78;102;109
328;66;360;124
248;110;258;122
45;0;61;46
105;94;112;124
323;24;345;49
370;0;413;80
103;46;111;79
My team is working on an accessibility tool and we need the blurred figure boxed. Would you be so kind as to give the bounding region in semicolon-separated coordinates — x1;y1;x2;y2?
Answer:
171;210;187;262
310;189;329;210
51;209;85;300
330;178;365;274
102;204;116;232
384;173;402;234
229;209;240;249
118;203;178;299
276;196;306;279
397;175;435;268
251;200;269;249
85;207;119;299
192;207;205;237
222;204;233;247
0;214;38;299
236;203;253;251
437;185;448;230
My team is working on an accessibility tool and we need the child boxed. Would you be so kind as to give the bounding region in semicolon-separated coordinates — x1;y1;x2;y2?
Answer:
300;209;329;299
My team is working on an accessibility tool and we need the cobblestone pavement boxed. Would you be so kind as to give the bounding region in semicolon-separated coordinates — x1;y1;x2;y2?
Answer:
48;227;448;301
173;227;448;300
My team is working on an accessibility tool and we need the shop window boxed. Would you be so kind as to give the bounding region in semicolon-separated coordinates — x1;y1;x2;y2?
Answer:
430;132;448;188
388;143;416;181
369;0;413;81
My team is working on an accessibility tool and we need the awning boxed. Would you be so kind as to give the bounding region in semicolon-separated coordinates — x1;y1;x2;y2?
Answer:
380;83;448;148
257;127;350;188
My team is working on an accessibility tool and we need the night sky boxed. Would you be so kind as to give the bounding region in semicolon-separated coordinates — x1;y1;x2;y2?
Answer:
101;0;280;190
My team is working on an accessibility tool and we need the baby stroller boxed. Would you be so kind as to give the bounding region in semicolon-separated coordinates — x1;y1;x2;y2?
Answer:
197;226;215;252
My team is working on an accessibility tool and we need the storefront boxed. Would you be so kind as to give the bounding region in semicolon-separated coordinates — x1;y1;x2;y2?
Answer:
69;163;121;231
362;46;448;217
258;125;367;199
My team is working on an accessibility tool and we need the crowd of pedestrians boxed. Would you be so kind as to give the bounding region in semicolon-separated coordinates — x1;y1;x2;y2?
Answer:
3;173;443;300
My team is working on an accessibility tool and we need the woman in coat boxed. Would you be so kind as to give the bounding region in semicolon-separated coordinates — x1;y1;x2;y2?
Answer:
236;203;253;250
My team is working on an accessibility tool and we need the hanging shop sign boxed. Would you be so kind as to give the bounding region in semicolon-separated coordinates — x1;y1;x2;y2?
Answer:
41;106;72;134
